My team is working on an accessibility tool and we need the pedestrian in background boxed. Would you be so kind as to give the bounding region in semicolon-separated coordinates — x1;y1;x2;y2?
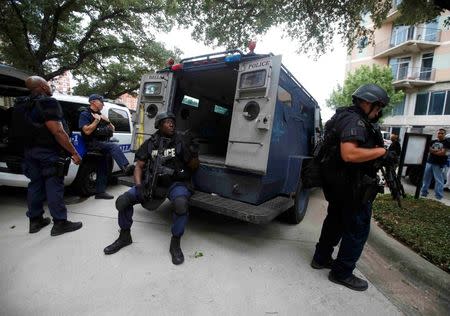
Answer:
388;133;401;157
420;128;450;200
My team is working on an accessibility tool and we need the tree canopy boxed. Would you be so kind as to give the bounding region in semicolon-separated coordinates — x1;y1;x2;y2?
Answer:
0;0;448;98
326;64;405;114
0;0;179;98
183;0;450;56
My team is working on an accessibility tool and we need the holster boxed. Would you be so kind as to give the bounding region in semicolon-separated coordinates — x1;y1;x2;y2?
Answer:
54;157;71;177
360;174;384;205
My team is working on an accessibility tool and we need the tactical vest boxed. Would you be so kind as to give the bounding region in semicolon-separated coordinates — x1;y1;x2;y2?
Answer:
143;133;190;189
11;96;70;150
81;108;112;142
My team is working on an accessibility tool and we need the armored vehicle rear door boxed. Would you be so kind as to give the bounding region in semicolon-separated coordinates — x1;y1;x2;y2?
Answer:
132;72;174;150
225;55;282;174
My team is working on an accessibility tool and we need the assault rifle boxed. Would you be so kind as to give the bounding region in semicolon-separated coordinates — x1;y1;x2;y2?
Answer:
142;137;173;200
376;161;406;208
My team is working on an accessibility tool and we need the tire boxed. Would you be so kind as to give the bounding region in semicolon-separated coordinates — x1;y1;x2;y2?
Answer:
71;160;97;196
285;180;310;224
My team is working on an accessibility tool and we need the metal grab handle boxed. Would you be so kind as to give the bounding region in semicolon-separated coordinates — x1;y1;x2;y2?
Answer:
229;140;263;146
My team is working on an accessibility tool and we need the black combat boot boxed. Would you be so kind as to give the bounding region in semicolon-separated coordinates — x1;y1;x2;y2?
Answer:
328;271;369;291
50;219;83;236
310;258;334;269
104;229;132;255
29;216;51;233
169;236;184;265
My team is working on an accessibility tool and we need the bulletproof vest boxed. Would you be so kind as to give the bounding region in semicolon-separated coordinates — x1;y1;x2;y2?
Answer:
37;97;70;149
81;108;112;142
144;133;187;188
10;96;69;150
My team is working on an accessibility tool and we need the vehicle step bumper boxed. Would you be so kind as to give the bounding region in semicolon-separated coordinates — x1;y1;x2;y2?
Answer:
189;191;293;224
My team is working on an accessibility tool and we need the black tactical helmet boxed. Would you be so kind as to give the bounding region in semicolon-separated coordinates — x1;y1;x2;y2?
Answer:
352;84;390;107
154;111;176;129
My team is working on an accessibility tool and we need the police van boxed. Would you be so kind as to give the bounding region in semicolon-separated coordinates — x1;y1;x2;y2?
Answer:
130;49;321;224
0;64;133;195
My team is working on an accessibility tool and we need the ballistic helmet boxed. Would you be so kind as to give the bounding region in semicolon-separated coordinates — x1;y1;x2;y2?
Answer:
352;84;390;107
154;112;176;129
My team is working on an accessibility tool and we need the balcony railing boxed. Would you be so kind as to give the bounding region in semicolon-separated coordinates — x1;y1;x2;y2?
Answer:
374;26;441;57
391;66;435;87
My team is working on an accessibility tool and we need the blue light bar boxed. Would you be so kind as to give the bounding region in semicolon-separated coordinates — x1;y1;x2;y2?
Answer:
224;54;241;63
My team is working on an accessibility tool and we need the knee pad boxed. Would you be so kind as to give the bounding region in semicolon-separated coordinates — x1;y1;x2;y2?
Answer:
173;196;188;216
115;193;132;212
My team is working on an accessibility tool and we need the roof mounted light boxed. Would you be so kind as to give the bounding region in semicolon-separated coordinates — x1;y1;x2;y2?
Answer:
224;54;241;63
171;63;183;71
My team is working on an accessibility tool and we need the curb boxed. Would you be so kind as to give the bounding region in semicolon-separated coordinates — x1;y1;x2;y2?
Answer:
367;218;450;300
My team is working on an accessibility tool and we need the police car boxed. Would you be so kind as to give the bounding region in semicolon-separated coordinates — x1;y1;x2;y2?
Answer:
0;64;133;195
128;49;320;224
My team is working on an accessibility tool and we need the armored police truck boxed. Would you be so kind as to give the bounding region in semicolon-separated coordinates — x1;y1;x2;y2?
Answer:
132;50;320;224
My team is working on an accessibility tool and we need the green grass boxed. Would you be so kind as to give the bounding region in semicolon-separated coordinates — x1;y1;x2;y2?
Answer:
372;194;450;273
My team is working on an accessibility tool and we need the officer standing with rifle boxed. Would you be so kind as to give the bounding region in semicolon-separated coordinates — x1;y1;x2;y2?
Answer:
103;112;199;265
311;84;398;291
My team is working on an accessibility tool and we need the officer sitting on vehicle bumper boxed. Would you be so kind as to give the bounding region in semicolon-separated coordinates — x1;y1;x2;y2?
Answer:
78;94;133;199
311;84;395;291
103;112;199;265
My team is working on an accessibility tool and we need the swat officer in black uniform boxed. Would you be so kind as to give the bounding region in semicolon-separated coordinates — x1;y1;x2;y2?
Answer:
22;76;83;236
103;112;199;265
311;84;396;291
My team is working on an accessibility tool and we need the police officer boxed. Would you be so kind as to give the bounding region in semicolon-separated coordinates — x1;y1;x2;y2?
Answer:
78;94;133;199
22;76;83;236
311;84;394;291
103;112;199;265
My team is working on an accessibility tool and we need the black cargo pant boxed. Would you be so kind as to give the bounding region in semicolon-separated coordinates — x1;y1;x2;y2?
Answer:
313;197;372;279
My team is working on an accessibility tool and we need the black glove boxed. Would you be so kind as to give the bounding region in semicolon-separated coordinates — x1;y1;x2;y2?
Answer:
157;165;174;176
380;150;398;166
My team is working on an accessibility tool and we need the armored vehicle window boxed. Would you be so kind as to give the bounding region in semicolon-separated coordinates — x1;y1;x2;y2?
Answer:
182;95;199;108
214;105;229;116
239;70;266;89
143;82;162;96
277;86;292;107
108;108;130;132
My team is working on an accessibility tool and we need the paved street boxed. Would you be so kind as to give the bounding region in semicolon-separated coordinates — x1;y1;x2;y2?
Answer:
0;185;401;315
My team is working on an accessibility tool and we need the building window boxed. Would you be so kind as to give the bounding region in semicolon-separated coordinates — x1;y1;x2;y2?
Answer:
420;53;434;80
414;93;429;115
390;25;414;46
445;92;450;115
428;92;446;115
414;91;450;116
392;95;405;116
389;57;410;80
423;20;439;42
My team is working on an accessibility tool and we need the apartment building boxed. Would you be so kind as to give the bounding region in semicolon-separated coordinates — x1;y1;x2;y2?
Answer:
346;4;450;141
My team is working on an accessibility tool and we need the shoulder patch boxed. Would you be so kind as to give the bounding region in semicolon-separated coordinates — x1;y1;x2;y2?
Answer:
357;120;365;127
